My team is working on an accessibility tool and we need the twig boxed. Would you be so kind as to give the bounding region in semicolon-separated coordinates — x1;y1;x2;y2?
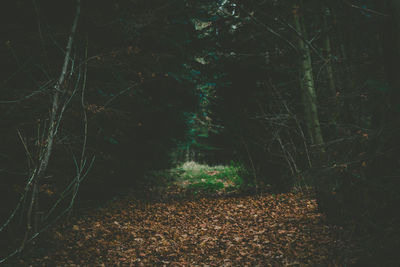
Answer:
342;0;389;17
278;17;326;62
17;129;35;167
19;181;38;252
104;84;139;107
0;80;52;104
277;135;294;175
0;168;37;232
241;136;259;193
32;0;51;72
237;6;299;52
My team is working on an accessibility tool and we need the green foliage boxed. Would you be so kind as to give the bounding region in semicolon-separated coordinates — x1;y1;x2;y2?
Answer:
187;181;224;194
175;161;245;195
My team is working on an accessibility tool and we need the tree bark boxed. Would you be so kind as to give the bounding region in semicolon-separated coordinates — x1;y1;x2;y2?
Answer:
293;3;324;150
37;0;81;178
323;9;336;97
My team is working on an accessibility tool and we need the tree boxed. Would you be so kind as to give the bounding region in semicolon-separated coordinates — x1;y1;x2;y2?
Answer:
0;0;90;262
293;2;324;150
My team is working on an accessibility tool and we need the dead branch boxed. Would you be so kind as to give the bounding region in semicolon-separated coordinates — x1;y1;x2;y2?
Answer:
0;0;82;263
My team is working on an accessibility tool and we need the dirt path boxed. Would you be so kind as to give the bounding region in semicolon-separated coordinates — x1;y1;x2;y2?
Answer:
16;191;360;266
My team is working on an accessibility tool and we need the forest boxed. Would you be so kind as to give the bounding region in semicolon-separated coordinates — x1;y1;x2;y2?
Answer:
0;0;399;266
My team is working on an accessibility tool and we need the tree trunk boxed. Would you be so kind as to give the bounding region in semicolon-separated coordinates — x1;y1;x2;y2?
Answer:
323;10;336;97
293;3;324;150
37;0;81;178
20;0;81;252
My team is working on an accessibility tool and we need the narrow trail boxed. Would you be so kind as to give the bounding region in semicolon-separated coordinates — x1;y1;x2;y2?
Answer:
18;191;359;266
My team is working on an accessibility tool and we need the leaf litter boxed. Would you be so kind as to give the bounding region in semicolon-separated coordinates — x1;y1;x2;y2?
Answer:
19;191;360;266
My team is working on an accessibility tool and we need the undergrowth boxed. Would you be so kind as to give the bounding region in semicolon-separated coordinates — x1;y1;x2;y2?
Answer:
141;161;249;199
175;161;246;195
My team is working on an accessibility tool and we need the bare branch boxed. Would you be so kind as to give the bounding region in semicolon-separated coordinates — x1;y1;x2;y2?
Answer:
104;84;139;107
37;0;81;177
0;80;52;104
342;0;389;17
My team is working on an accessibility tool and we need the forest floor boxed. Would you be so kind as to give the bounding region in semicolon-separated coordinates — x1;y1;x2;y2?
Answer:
14;164;363;266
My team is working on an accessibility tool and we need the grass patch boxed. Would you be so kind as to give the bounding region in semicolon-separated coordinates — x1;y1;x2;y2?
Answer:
175;161;246;195
140;161;249;200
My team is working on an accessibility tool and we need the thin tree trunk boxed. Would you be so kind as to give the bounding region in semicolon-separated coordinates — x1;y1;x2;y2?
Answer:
300;78;314;144
37;0;81;178
323;11;336;97
18;0;81;251
293;3;324;150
